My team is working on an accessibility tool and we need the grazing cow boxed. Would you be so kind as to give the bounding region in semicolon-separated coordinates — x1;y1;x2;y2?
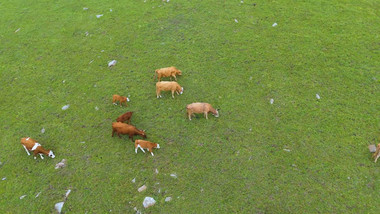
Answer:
156;81;183;99
135;140;160;156
155;66;182;82
373;144;380;163
112;122;146;141
116;111;133;124
112;94;129;107
186;102;219;120
20;137;55;160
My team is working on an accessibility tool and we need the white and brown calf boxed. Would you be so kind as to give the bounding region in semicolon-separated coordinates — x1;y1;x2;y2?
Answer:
156;81;183;99
21;137;55;159
186;102;219;120
135;140;160;156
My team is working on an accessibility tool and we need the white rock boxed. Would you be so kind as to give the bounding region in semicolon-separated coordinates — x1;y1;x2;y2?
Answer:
132;178;136;183
15;28;21;33
2;177;6;181
108;60;117;67
270;99;274;104
55;159;67;169
368;144;377;153
234;19;238;23
316;94;321;100
283;149;291;152
65;189;71;199
170;173;177;178
83;7;88;10
272;22;278;27
41;127;45;134
165;197;172;202
55;202;65;213
96;14;103;18
138;185;147;192
19;195;27;199
61;105;70;110
35;192;41;198
143;197;156;208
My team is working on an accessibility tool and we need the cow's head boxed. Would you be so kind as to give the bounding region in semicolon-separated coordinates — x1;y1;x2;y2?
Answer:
48;150;55;158
214;109;220;117
140;130;147;139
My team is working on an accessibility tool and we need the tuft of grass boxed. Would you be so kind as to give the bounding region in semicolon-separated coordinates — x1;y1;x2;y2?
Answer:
0;0;379;213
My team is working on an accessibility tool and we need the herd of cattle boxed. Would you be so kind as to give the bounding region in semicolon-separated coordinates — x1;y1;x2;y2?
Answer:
21;66;220;159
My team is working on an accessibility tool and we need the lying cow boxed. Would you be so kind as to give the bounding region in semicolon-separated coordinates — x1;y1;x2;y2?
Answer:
112;122;146;142
156;81;183;99
116;111;133;124
155;66;182;82
186;102;219;120
21;137;55;159
135;140;160;156
112;94;129;107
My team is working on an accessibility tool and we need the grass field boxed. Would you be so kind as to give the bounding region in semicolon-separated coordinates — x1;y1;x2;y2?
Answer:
0;0;379;213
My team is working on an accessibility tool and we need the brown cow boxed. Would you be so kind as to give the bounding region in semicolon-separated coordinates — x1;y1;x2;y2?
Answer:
116;111;133;124
156;81;183;99
112;122;146;141
155;66;182;82
186;102;219;120
112;94;129;107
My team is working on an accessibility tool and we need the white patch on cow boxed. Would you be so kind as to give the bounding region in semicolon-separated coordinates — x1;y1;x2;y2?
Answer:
156;144;160;149
26;137;30;141
113;103;117;105
138;144;145;153
127;97;130;102
32;143;41;151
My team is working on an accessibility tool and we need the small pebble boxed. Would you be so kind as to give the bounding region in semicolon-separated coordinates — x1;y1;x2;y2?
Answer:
170;174;177;179
19;195;27;199
2;177;6;181
55;202;64;213
96;14;103;18
143;197;156;208
138;185;147;192
272;22;278;27
316;94;321;100
132;178;136;183
234;19;238;23
41;128;45;134
270;99;274;104
61;105;70;110
95;106;99;111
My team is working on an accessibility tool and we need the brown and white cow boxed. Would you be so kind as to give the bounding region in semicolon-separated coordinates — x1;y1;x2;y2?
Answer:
21;137;55;159
135;140;160;156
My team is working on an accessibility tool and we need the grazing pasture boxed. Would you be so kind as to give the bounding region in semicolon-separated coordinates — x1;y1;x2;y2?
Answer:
0;0;379;213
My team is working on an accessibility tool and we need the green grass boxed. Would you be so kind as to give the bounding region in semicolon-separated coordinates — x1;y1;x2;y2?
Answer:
0;0;379;213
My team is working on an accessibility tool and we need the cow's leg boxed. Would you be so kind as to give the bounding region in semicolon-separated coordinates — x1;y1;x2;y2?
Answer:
204;112;208;119
23;145;31;155
172;90;175;98
375;154;380;163
138;145;145;153
39;154;44;159
156;89;160;98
